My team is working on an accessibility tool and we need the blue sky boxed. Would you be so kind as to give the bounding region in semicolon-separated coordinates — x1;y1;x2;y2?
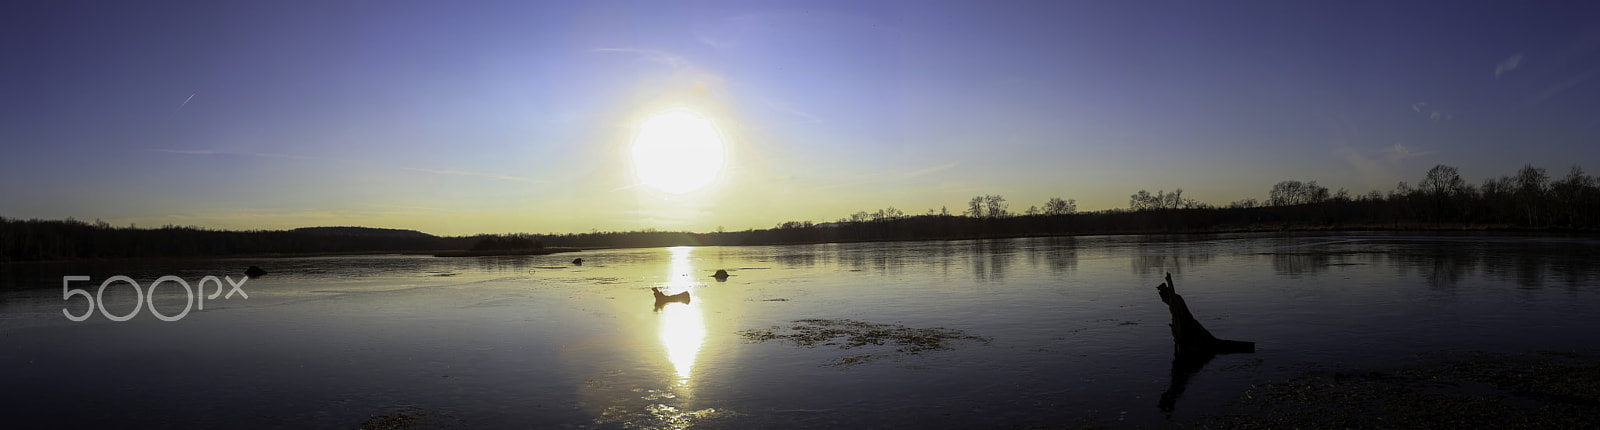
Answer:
3;1;1598;235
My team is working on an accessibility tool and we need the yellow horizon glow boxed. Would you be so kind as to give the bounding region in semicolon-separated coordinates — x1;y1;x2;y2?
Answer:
631;111;726;194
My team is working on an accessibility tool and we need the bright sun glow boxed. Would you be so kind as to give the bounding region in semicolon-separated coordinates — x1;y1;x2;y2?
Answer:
631;111;726;194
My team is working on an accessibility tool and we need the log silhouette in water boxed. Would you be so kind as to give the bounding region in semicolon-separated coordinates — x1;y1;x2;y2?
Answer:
652;287;690;311
1155;272;1254;412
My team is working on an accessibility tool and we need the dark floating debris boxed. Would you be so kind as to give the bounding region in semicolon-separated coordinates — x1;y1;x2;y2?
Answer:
358;407;454;430
738;319;990;367
244;266;267;277
572;258;583;265
831;354;874;368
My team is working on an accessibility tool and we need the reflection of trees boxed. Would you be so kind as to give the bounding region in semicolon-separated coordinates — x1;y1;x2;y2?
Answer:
1129;236;1217;276
1024;237;1078;273
1387;242;1479;289
1367;239;1600;291
1270;253;1331;278
473;255;533;273
895;239;964;281
1550;245;1600;290
1514;251;1546;288
835;243;907;277
774;251;817;269
840;247;866;273
871;245;899;275
1481;242;1552;288
1264;238;1390;279
1133;254;1182;276
969;239;1014;283
937;241;958;280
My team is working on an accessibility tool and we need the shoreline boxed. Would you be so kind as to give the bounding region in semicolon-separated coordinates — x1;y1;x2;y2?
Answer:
1194;349;1600;428
4;226;1596;265
0;248;585;265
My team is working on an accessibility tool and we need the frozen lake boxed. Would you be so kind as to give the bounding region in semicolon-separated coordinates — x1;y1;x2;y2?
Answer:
3;232;1599;428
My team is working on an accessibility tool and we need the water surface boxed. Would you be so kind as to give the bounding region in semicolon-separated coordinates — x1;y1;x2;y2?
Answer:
2;232;1598;428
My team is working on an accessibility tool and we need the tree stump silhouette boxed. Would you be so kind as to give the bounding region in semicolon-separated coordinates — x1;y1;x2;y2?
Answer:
1157;272;1254;355
1156;272;1253;412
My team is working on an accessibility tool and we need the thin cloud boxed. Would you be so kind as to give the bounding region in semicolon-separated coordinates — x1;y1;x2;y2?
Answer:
696;33;738;50
609;183;646;192
765;100;824;124
695;11;900;49
1495;54;1523;78
146;148;319;160
595;48;687;69
902;163;958;179
151;148;537;183
1382;143;1431;162
1332;116;1430;190
149;148;216;155
403;167;540;183
1336;143;1431;191
695;13;767;49
1409;103;1450;121
815;162;960;191
174;92;196;114
1336;144;1399;191
1521;66;1600;107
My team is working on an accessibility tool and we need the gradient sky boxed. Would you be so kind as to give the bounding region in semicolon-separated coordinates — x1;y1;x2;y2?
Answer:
4;1;1599;236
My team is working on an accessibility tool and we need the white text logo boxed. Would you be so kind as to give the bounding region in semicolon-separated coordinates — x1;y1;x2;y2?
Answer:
62;275;249;322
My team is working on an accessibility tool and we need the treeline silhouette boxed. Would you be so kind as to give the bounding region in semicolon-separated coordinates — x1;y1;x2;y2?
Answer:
3;163;1596;261
469;234;544;251
530;163;1600;248
0;222;480;262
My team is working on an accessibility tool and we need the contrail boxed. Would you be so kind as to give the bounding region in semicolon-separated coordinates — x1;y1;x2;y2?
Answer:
175;92;196;114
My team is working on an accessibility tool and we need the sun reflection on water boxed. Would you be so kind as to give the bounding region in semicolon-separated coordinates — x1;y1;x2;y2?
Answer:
658;246;706;383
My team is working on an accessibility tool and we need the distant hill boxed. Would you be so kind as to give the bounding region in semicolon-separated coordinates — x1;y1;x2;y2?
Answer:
0;221;459;262
291;226;438;239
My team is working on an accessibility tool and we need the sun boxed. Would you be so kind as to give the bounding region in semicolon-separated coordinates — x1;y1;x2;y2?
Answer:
631;111;726;194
